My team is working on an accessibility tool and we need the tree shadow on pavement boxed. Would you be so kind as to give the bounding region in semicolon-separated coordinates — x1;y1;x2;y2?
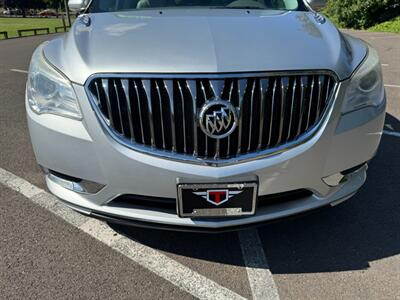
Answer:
111;113;400;272
258;113;400;273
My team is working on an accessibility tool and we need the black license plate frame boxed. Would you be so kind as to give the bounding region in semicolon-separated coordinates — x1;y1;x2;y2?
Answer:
177;182;258;218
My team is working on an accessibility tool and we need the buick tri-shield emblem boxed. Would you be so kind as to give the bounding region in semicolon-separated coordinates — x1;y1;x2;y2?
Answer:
199;99;238;139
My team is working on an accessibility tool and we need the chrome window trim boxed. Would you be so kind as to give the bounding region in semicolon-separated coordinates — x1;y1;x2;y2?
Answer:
84;70;339;167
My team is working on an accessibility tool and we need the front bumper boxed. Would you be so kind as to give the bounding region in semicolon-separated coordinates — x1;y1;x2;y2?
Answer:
27;79;386;230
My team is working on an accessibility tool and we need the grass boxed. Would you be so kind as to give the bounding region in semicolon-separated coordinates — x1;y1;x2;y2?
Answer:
0;17;71;39
322;11;400;34
368;16;400;34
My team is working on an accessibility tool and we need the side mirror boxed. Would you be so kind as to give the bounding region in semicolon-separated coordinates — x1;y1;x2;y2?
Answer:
305;0;327;11
68;0;88;12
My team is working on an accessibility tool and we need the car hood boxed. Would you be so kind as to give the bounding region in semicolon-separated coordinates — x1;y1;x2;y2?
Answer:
44;9;367;85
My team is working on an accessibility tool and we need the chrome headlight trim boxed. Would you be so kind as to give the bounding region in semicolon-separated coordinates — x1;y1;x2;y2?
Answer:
26;44;82;120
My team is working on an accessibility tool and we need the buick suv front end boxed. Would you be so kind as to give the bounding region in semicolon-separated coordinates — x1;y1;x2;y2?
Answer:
26;0;386;231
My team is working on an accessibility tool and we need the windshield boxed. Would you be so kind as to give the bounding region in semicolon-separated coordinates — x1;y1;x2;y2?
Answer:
88;0;305;13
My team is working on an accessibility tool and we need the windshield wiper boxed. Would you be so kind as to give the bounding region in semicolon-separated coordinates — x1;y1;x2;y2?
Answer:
211;6;265;10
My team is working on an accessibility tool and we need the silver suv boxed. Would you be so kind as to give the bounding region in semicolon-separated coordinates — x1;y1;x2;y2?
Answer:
26;0;386;231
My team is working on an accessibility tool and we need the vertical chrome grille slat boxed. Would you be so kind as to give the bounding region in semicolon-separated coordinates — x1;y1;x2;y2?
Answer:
296;76;307;138
164;80;176;152
101;79;114;127
177;80;187;153
316;75;324;121
247;79;257;152
94;81;101;106
133;80;145;144
306;76;315;130
200;80;208;102
186;80;198;156
121;79;135;142
113;80;125;135
89;73;336;163
257;79;269;150
142;79;155;147
210;80;224;98
325;77;332;107
267;79;277;147
226;79;235;157
286;77;297;141
277;77;289;145
155;80;166;149
236;79;248;155
257;78;268;151
215;139;220;159
199;80;208;157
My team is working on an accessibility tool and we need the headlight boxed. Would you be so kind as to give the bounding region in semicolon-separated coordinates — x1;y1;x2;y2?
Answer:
26;45;82;120
342;46;385;114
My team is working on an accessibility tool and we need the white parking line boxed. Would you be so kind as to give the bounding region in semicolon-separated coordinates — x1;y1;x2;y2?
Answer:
239;229;280;300
0;167;245;300
384;130;400;138
10;68;28;74
385;84;400;89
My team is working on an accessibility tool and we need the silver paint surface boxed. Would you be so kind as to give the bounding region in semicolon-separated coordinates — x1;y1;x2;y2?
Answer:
43;9;367;85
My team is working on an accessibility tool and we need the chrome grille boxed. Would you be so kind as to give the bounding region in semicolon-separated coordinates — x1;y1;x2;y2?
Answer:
87;72;337;164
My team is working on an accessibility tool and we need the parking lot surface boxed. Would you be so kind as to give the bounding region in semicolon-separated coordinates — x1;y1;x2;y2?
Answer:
0;31;399;299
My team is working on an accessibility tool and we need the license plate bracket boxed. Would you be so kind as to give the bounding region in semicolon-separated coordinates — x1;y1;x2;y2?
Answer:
177;182;258;218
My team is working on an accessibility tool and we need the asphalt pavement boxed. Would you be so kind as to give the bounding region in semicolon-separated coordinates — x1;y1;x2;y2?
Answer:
0;31;399;300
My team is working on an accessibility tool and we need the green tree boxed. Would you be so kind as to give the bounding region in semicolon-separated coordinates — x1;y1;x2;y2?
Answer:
44;0;62;9
325;0;400;29
5;0;44;16
4;0;64;16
